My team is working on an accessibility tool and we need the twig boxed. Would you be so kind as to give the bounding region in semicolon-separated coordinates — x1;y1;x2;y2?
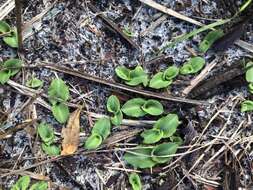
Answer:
39;63;208;105
139;0;203;26
15;0;23;50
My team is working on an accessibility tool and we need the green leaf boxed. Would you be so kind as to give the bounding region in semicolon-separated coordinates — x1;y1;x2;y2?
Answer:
107;95;120;113
180;57;205;75
129;173;142;190
11;176;30;190
154;114;180;138
162;66;179;80
0;69;11;84
151;142;178;163
199;30;224;53
141;129;163;144
3;29;18;48
141;99;164;116
48;78;70;105
149;72;172;89
52;103;70;124
115;66;131;81
241;100;253;112
92;117;111;140
170;136;184;146
124;147;156;169
3;58;22;76
248;83;253;94
111;110;123;126
246;62;253;83
161;19;230;50
41;143;60;156
125;66;149;86
84;133;103;150
29;181;48;190
0;21;11;33
239;0;252;13
121;98;146;117
26;77;43;88
37;123;55;145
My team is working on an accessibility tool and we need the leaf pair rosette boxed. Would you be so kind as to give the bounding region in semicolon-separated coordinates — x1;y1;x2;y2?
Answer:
10;175;48;190
0;21;18;48
0;59;22;84
48;78;70;123
107;95;123;126
121;98;164;117
115;65;149;86
37;123;60;156
149;66;179;89
124;114;181;169
85;118;111;150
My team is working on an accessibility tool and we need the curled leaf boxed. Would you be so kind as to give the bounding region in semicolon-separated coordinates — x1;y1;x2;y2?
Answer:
111;110;123;126
154;114;180;138
162;66;179;80
107;95;120;113
199;30;224;53
84;133;102;150
141;129;163;144
52;103;70;124
0;21;11;33
246;62;253;83
151;142;178;163
121;98;146;117
149;72;172;89
129;173;142;190
37;123;55;145
92;117;111;140
241;100;253;112
124;147;156;169
125;66;149;86
0;69;11;84
3;58;22;76
141;99;164;116
41;143;60;156
115;66;131;81
3;29;18;48
29;181;48;190
180;57;205;75
26;77;43;88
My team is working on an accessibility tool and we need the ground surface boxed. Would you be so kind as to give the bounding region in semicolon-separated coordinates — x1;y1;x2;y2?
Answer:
0;0;253;189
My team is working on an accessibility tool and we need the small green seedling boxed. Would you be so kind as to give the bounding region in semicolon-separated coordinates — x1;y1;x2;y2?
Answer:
26;77;43;88
180;56;205;75
129;173;142;190
151;142;178;163
241;100;253;112
121;98;164;117
149;66;179;89
0;21;18;48
141;129;163;144
0;58;22;84
37;122;60;156
115;65;149;87
10;175;48;190
107;95;123;125
199;29;224;53
123;26;134;37
48;78;70;123
84;118;111;150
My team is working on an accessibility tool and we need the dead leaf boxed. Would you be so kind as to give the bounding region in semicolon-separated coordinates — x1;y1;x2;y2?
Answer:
61;107;81;155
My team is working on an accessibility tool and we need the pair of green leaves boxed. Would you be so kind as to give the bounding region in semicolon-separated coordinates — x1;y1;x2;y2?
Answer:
37;123;60;156
121;98;164;117
107;95;123;126
199;29;224;53
48;78;70;123
115;65;149;87
124;142;179;169
0;59;22;84
149;66;179;89
10;176;48;190
180;57;205;75
0;21;18;48
26;77;43;88
129;173;142;190
84;118;111;150
141;114;180;144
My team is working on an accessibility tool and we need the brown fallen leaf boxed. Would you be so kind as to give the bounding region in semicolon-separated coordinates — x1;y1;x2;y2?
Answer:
61;107;81;155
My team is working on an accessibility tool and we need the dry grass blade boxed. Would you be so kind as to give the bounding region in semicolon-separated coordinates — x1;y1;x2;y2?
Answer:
61;107;82;155
235;40;253;53
139;0;203;26
0;0;15;20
